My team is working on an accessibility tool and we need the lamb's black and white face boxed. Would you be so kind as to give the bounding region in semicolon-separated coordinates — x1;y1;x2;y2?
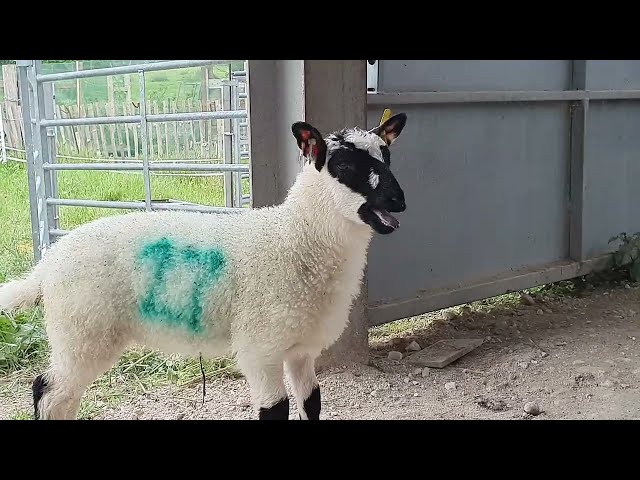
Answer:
292;113;407;235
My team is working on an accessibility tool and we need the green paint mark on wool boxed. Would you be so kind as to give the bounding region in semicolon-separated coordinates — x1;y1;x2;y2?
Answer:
136;237;227;334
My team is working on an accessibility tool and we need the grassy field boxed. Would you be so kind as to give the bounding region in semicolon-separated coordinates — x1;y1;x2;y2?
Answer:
0;161;241;419
1;60;245;105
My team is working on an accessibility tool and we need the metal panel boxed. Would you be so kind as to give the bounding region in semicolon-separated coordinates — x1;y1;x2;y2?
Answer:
582;100;640;257
366;59;640;326
366;101;571;308
586;61;640;90
378;60;570;93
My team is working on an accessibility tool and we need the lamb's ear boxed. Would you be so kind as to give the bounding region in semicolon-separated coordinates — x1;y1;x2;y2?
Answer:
292;121;328;172
369;112;407;146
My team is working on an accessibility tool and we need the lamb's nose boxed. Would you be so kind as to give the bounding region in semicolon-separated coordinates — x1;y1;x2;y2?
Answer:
391;196;406;211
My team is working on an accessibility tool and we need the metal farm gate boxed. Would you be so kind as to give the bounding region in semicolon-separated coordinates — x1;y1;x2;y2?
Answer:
17;60;250;263
365;60;640;326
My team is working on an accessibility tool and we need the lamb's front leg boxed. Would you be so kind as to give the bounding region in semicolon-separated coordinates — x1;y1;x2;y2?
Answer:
285;353;321;420
237;355;289;420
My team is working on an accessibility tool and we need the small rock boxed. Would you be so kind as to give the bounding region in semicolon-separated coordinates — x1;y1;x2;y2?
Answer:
518;362;529;369
421;367;431;377
413;368;423;375
540;351;548;358
404;377;410;383
370;390;378;396
443;310;457;320
353;403;360;408
625;284;631;289
412;381;419;386
388;351;403;361
536;309;544;315
485;335;492;341
524;401;542;416
520;293;536;306
175;413;185;420
572;360;586;365
601;380;614;387
406;340;421;352
445;382;457;391
543;307;553;313
476;397;508;411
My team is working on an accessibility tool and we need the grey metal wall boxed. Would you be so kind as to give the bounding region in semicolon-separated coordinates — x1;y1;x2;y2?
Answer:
366;60;640;325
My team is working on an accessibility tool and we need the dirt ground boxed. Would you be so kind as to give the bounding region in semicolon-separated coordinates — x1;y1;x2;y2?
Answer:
2;281;639;420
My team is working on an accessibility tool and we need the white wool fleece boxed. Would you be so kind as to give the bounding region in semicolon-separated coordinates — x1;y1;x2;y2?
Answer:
0;162;372;383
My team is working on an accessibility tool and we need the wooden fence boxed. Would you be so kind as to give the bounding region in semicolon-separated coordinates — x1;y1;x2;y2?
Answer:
1;97;224;160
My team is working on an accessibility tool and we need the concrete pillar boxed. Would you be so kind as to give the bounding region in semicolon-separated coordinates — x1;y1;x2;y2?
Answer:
246;60;370;369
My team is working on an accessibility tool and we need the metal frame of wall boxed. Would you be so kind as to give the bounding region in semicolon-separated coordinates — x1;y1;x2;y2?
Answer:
364;60;640;326
17;60;250;263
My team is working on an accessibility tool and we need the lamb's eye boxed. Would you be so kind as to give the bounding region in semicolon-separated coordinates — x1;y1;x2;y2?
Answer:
337;162;352;171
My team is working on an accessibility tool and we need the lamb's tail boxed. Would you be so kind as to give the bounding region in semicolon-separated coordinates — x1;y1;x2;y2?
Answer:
0;268;42;313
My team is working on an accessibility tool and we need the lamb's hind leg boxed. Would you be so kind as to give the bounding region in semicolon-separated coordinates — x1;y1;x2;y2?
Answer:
236;354;289;420
33;322;129;420
285;353;321;420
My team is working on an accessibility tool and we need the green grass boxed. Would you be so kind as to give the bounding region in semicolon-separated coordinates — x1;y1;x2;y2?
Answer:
1;60;245;105
0;160;244;419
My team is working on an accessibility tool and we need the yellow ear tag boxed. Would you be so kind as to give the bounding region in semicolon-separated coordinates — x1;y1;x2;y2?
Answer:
379;108;392;126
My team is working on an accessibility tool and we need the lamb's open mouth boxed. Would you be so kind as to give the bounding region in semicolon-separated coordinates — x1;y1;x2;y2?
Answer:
371;208;399;230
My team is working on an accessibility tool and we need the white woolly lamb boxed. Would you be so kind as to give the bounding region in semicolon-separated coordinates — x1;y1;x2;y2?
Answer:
0;113;408;420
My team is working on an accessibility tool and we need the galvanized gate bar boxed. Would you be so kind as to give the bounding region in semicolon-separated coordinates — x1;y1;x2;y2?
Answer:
368;89;640;105
25;61;52;257
46;198;245;213
138;70;152;211
16;62;42;258
42;162;250;172
40;110;247;127
36;60;233;83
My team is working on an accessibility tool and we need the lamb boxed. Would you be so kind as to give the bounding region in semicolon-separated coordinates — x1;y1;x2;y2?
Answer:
0;112;408;420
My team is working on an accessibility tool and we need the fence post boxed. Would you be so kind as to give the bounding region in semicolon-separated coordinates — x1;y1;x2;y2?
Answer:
43;80;60;231
568;60;588;262
246;60;369;369
304;60;369;370
221;82;234;208
16;60;44;263
0;103;6;163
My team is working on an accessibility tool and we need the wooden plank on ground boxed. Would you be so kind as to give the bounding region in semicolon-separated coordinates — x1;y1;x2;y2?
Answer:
405;339;485;368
